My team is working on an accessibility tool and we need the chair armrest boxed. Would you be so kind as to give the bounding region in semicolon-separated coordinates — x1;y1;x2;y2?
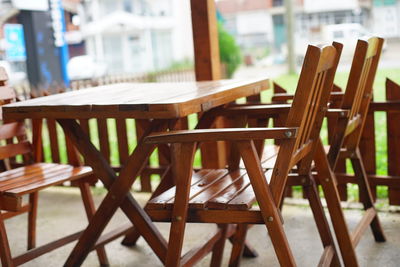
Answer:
145;127;298;144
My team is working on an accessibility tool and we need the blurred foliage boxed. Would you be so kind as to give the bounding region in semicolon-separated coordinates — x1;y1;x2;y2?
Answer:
218;22;242;78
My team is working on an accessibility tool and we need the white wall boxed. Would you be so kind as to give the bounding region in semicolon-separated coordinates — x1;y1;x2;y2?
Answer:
372;5;400;38
303;0;358;12
170;0;193;62
236;10;272;36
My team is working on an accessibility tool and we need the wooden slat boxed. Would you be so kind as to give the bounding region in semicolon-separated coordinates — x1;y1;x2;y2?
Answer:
115;118;129;165
188;170;246;209
147;169;228;210
359;111;377;200
97;119;110;163
4;167;91;196
385;78;400;205
145;127;297;144
0;122;25;140
0;164;68;186
13;230;84;266
351;207;376;247
0;141;32;160
0;165;87;192
47;119;61;163
147;209;265;224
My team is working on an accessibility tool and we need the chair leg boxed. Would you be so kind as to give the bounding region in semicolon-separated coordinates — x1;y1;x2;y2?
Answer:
314;141;359;266
210;225;229;267
303;175;341;267
165;142;196;266
351;148;386;242
228;224;248;267
78;181;110;266
27;192;38;250
0;211;13;267
238;140;296;267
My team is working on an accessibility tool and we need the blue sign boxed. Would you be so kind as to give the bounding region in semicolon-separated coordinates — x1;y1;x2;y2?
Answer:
4;24;26;61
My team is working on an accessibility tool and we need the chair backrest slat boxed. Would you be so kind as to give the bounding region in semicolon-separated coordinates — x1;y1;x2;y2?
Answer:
270;44;341;204
328;37;384;167
0;122;25;140
0;67;33;165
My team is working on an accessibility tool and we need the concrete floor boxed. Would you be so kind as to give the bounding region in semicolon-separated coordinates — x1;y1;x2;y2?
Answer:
5;187;400;267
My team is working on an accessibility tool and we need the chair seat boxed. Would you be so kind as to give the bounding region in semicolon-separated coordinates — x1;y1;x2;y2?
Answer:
147;144;321;214
0;163;92;211
147;168;274;212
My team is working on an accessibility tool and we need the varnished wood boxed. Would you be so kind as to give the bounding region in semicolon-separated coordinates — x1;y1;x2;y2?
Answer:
3;79;269;120
246;38;385;267
0;67;110;266
145;44;341;266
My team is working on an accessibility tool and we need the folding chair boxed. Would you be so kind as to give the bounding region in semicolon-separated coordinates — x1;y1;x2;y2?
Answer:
225;37;385;266
0;68;109;266
144;44;341;266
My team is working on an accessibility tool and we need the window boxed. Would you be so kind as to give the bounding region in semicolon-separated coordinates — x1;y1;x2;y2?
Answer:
123;0;132;12
273;0;284;7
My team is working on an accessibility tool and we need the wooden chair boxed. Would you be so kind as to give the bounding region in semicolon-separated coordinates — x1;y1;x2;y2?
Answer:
0;67;109;266
143;44;341;266
225;37;385;266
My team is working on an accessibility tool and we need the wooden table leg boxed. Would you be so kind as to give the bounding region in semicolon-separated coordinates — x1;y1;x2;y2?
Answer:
58;119;169;266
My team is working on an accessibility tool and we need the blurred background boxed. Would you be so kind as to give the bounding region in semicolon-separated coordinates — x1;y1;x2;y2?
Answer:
0;0;398;93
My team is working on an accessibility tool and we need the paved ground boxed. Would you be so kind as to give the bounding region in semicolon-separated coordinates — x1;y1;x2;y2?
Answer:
5;187;400;266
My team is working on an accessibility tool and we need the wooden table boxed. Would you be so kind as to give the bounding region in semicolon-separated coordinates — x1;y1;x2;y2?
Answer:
3;78;270;266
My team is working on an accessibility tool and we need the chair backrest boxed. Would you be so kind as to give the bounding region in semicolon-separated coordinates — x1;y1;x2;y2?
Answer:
328;37;384;168
0;67;33;166
269;44;341;204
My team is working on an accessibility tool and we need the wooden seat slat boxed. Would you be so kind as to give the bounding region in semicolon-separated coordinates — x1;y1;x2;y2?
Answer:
0;165;91;193
0;163;55;179
0;164;70;186
187;170;245;210
4;167;91;196
206;172;251;210
147;169;228;210
227;170;274;210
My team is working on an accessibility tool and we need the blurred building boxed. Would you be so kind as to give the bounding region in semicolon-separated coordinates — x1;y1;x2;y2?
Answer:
79;0;193;74
217;0;400;60
371;0;400;38
217;0;274;59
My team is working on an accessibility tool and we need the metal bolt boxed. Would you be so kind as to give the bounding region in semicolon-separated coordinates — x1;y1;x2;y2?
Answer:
284;131;293;138
267;216;274;222
301;178;306;184
325;178;330;183
175;216;182;221
340;111;345;117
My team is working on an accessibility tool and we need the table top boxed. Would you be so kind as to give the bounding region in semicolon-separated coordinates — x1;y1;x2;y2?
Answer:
4;78;269;119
